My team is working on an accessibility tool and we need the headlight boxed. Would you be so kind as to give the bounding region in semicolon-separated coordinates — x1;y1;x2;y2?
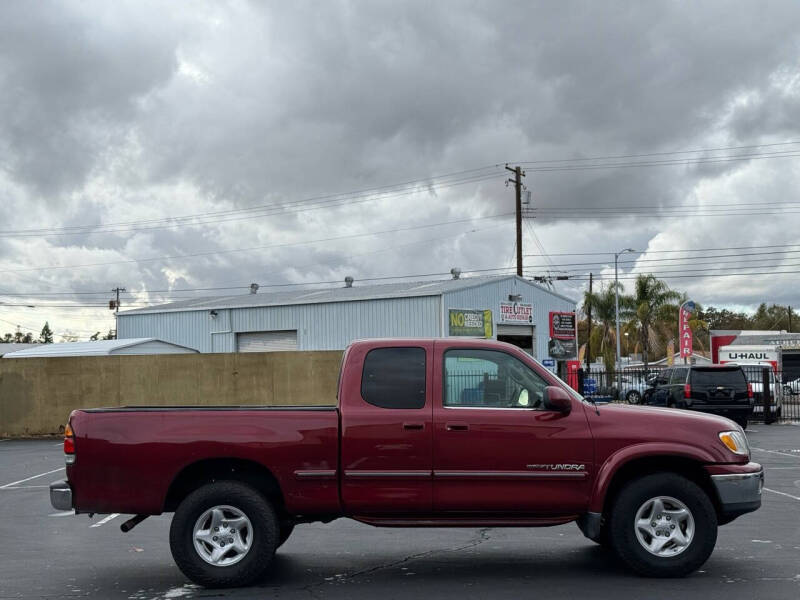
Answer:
719;430;750;456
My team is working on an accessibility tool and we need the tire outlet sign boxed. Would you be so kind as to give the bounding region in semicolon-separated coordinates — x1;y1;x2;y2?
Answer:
499;302;533;323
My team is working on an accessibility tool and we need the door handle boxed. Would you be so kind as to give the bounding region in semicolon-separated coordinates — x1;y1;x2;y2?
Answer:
446;422;469;431
403;422;425;431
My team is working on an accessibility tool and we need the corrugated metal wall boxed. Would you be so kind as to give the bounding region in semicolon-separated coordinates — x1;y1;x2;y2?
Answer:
444;278;575;360
118;296;441;352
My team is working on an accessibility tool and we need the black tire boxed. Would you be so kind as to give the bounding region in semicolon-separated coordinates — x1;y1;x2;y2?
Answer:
626;390;642;404
735;417;748;430
277;520;295;549
169;481;279;588
608;473;717;578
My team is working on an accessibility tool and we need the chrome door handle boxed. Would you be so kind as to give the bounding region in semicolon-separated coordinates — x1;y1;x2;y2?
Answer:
403;422;425;431
446;422;469;431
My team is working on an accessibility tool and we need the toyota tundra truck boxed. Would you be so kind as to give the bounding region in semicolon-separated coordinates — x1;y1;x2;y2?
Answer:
50;338;763;587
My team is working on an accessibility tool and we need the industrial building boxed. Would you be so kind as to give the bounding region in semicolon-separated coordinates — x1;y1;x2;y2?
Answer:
118;274;577;366
2;338;198;358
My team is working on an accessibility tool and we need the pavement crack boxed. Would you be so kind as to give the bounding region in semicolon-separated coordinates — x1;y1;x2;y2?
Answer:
300;527;492;593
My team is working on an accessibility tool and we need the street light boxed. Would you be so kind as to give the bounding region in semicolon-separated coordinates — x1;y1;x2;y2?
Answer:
615;248;635;369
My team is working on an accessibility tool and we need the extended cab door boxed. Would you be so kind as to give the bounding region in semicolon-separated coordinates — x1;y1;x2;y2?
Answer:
431;341;593;515
340;342;433;515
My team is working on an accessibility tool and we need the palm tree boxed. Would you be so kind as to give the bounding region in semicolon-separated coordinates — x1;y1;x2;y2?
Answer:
622;275;681;370
583;282;624;373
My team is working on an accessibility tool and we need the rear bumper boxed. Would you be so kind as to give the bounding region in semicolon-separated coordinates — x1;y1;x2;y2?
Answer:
50;479;73;511
708;462;763;521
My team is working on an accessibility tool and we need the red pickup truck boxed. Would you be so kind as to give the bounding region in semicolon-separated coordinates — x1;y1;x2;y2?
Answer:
50;338;763;587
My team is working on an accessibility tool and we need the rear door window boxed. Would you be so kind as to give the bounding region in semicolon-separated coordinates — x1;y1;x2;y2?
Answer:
670;368;689;384
361;347;426;409
690;368;747;388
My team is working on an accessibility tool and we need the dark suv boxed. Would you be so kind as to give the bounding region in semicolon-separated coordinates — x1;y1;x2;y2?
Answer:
644;365;753;428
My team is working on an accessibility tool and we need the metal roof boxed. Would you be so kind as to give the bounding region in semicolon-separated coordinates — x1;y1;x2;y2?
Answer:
2;338;198;358
0;343;39;356
120;275;576;316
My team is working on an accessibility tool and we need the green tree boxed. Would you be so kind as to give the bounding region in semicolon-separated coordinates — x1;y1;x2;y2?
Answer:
1;333;13;343
623;274;681;370
39;322;54;344
89;329;115;341
583;282;624;372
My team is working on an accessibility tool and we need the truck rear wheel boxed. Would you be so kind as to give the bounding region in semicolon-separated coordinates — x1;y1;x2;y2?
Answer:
608;473;717;577
169;481;279;588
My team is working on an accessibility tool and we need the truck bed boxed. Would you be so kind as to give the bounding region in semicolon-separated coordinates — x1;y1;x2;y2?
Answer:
68;406;340;515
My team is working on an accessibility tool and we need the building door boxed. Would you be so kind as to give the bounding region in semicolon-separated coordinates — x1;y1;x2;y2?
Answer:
237;330;298;352
496;324;536;357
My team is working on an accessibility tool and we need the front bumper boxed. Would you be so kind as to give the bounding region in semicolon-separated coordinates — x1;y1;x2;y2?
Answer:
50;479;73;511
709;462;763;521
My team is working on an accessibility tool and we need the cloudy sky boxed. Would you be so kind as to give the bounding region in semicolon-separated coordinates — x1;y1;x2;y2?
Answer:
2;0;800;340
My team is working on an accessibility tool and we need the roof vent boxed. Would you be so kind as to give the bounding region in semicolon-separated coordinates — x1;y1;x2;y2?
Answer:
249;283;259;294
450;268;461;280
344;276;354;288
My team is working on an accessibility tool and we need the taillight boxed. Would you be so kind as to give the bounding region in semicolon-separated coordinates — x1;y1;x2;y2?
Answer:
684;383;691;399
747;383;753;399
64;423;75;465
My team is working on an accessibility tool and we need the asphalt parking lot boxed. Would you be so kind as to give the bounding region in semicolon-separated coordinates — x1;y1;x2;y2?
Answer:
1;426;799;600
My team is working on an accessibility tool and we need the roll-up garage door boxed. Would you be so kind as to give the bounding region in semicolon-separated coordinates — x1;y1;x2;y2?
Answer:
237;331;298;352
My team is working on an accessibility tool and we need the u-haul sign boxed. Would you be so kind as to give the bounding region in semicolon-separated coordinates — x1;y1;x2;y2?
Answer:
719;345;779;370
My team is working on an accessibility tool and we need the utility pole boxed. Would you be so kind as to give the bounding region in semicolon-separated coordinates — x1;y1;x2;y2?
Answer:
789;306;792;332
585;272;593;373
111;287;126;339
505;165;526;277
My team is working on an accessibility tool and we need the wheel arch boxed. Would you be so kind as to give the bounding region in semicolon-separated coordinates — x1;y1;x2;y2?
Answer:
164;458;285;514
591;446;722;520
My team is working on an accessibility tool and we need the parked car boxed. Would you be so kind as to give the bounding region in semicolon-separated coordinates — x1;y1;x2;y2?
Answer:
615;374;651;403
51;338;763;587
783;377;800;396
644;365;753;428
737;363;783;421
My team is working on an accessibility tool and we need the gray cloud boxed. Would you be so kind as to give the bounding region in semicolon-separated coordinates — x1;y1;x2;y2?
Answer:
2;0;800;337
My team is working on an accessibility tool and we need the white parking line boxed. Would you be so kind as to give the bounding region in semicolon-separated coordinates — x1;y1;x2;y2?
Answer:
764;487;800;502
752;447;800;459
0;485;50;490
49;510;76;517
90;513;120;528
0;467;64;489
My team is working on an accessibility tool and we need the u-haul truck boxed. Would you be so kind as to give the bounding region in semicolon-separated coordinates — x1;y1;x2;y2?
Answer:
719;345;783;419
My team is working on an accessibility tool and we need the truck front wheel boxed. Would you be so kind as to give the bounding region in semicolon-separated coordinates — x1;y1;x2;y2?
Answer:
169;481;279;588
608;473;717;577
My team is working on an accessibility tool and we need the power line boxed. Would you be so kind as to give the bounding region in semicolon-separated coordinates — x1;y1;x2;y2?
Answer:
519;149;800;173
523;248;800;269
0;222;512;301
519;140;800;165
562;267;800;280
0;169;505;239
0;213;514;275
524;242;800;257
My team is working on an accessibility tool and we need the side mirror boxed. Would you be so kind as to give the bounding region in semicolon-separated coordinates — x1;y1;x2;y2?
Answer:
543;386;572;414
